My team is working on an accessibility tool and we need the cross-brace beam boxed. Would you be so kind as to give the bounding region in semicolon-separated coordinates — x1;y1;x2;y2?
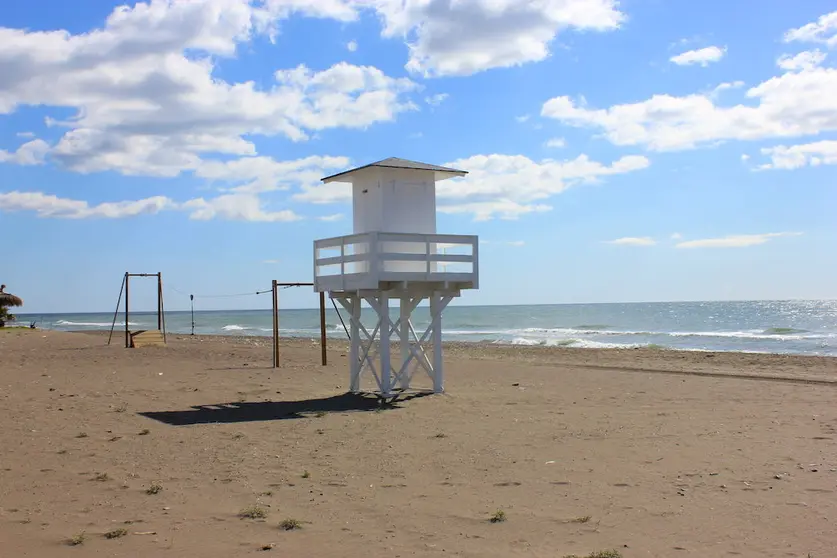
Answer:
333;291;455;397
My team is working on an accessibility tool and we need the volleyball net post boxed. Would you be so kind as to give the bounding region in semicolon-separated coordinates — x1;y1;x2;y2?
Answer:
271;281;327;368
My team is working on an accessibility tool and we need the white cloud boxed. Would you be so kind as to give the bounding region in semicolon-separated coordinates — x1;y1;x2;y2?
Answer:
740;154;750;162
670;45;726;67
346;40;358;52
545;137;566;148
542;62;837;151
506;240;525;247
196;155;349;193
784;11;837;47
318;213;343;222
0;189;308;222
676;232;802;249
777;49;828;71
425;93;449;106
515;115;531;123
434;153;650;220
0;191;175;219
437;199;552;222
604;237;656;246
757;140;837;170
0;1;417;177
374;0;625;77
262;259;280;264
710;80;744;98
0;139;50;166
670;232;682;240
16;131;35;138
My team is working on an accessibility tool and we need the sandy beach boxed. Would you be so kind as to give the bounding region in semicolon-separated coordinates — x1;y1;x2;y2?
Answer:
1;329;836;557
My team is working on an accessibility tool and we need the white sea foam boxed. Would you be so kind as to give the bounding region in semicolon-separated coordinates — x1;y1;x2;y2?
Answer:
222;324;249;331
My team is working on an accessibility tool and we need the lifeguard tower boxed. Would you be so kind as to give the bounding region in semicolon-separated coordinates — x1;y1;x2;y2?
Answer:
313;158;479;398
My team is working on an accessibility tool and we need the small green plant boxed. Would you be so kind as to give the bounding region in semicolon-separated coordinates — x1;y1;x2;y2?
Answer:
93;472;110;482
138;429;150;436
572;515;592;523
301;470;310;479
104;528;128;539
145;483;162;495
278;518;302;531
489;509;506;523
239;505;268;520
314;410;327;418
67;532;86;546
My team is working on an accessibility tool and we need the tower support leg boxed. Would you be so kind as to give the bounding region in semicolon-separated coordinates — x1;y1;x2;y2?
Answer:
431;293;444;393
399;296;410;390
349;295;361;392
378;291;392;397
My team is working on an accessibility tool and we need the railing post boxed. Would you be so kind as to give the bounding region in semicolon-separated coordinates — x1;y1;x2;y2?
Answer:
426;237;431;279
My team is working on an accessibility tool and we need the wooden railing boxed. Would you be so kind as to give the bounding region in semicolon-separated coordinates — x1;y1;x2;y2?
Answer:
313;232;479;292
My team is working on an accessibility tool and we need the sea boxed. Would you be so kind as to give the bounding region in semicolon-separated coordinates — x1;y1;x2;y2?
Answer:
13;300;837;357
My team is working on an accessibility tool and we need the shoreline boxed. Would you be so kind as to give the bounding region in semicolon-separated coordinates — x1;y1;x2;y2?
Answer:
63;327;837;359
69;329;837;385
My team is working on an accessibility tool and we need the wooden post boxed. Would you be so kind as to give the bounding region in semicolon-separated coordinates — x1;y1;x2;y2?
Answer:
272;280;279;368
319;291;327;366
158;273;167;343
124;273;130;348
157;272;162;331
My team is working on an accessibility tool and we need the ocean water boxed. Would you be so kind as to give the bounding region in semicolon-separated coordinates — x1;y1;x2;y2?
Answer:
14;300;837;356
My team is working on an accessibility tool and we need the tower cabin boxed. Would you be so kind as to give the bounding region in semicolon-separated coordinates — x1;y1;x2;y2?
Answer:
313;157;479;397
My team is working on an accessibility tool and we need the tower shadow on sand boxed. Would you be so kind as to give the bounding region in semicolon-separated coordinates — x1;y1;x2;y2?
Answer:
139;392;429;426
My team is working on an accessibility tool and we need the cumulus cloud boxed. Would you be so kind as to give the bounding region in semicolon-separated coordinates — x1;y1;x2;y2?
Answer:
0;191;175;219
757;140;837;170
542;61;837;151
777;49;828;71
430;153;650;220
0;139;50;166
545;137;566;148
670;46;726;66
783;10;837;47
0;189;308;222
346;39;358;52
196;155;349;193
0;1;417;177
374;0;625;77
675;232;802;249
604;237;656;246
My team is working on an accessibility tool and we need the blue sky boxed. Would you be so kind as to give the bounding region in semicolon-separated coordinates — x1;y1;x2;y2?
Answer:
1;0;836;313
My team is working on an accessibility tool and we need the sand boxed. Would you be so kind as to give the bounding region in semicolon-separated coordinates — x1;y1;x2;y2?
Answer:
1;329;836;557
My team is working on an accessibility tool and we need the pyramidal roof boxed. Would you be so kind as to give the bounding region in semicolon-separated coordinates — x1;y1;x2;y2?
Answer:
321;157;467;183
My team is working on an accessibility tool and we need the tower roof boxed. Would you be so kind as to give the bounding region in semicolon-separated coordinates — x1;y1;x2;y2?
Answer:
321;157;467;183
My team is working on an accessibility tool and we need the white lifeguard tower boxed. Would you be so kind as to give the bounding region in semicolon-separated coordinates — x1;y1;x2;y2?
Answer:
313;157;479;398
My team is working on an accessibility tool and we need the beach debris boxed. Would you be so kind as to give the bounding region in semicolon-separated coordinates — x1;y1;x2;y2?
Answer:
774;474;784;480
134;531;157;536
545;461;555;465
